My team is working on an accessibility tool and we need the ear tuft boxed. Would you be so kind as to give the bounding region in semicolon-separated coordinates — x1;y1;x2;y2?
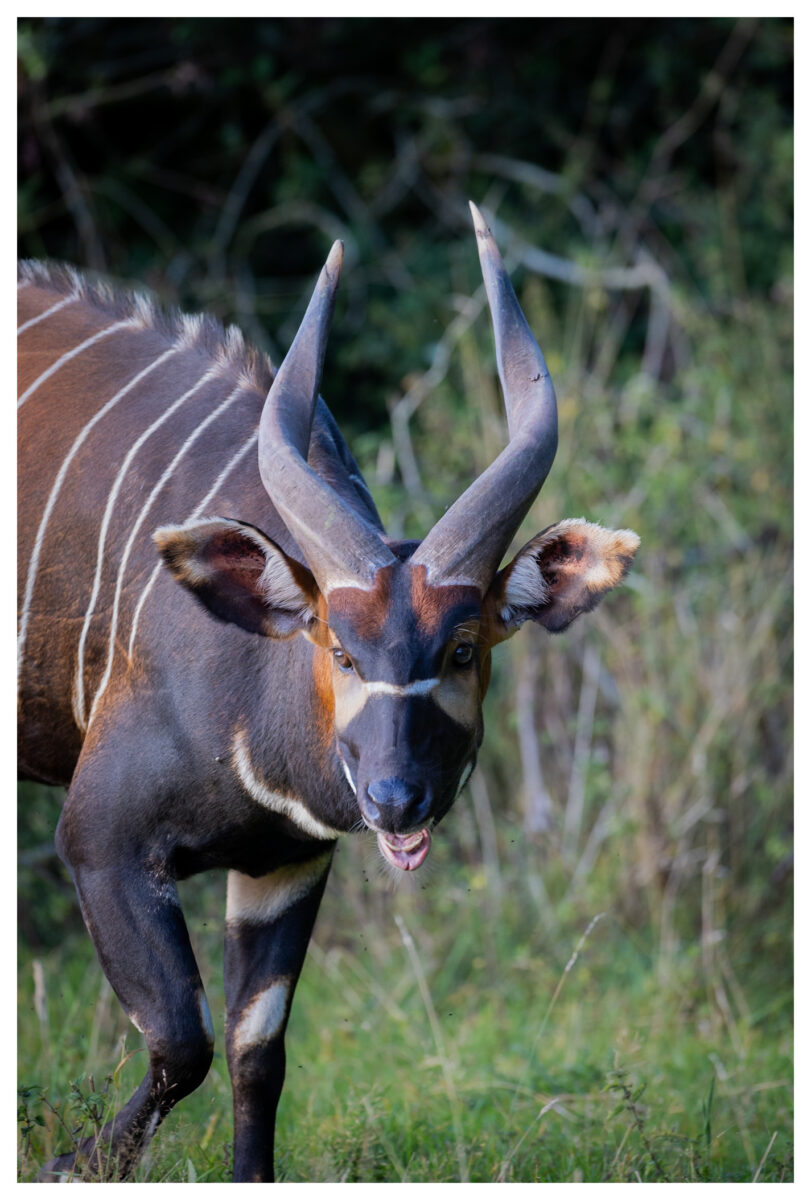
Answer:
494;517;639;635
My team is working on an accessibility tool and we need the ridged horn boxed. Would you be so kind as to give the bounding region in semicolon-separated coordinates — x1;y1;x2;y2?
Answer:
411;202;558;592
258;241;396;593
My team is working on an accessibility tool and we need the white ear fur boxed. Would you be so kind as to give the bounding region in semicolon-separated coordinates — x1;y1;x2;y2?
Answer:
499;553;549;623
258;547;314;623
498;517;640;631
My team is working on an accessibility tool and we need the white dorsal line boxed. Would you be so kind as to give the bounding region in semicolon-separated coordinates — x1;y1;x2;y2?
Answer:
17;346;183;692
82;364;227;729
76;375;243;718
17;317;136;408
363;677;439;697
232;729;342;842
127;427;260;658
17;292;79;336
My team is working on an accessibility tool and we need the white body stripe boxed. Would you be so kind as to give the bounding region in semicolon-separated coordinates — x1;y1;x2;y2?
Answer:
76;370;237;725
232;730;342;841
17;293;78;336
233;980;290;1052
82;365;226;728
127;428;259;658
17;347;182;691
17;318;136;408
226;853;331;926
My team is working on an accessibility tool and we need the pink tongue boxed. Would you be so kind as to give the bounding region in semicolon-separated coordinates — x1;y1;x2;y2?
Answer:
377;828;431;871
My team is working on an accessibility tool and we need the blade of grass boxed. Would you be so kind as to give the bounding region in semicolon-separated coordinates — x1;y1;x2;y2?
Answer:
393;913;469;1182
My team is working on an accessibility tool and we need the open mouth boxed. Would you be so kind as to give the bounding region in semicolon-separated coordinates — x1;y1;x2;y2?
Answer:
376;827;431;871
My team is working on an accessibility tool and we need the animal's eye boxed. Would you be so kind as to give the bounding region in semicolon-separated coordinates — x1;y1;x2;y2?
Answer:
452;642;475;668
332;648;354;674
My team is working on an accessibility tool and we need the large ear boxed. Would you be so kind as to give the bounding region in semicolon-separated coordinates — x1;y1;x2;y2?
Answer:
489;518;640;636
153;517;319;638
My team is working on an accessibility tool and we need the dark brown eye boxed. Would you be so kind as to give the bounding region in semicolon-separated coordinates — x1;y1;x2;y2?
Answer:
332;648;354;674
453;643;474;668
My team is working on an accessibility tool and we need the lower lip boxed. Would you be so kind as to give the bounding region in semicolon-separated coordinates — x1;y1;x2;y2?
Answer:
377;828;431;871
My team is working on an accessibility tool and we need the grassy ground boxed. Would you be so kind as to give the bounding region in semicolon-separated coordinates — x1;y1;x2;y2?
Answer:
18;829;792;1182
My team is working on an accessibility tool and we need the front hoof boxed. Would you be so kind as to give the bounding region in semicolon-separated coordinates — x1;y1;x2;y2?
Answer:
36;1152;82;1182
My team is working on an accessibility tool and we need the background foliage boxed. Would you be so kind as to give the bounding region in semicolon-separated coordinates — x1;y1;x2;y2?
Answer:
18;16;792;1183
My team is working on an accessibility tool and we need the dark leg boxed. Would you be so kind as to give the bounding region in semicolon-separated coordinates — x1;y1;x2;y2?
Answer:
38;814;214;1180
224;847;333;1182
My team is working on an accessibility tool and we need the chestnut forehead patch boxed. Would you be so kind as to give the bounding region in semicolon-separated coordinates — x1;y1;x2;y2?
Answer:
326;562;481;678
409;565;481;638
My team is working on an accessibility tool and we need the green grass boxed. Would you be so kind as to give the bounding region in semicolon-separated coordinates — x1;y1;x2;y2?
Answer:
18;824;792;1182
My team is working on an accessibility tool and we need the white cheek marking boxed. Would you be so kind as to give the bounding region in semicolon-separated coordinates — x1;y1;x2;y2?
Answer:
226;853;332;925
234;979;290;1051
456;761;474;797
340;757;357;795
432;674;479;729
199;991;215;1045
232;730;342;841
129;1012;145;1034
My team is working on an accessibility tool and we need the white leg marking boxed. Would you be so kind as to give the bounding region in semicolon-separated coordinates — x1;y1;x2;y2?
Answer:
226;854;331;926
199;991;215;1046
233;979;290;1052
17;318;137;409
232;730;343;841
17;293;78;336
127;428;259;658
81;365;226;729
77;377;242;708
17;347;182;695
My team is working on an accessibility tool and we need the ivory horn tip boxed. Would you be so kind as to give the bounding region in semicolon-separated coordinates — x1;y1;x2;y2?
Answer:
468;200;491;240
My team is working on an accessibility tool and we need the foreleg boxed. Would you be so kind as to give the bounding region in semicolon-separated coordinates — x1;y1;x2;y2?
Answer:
224;847;333;1182
39;813;214;1180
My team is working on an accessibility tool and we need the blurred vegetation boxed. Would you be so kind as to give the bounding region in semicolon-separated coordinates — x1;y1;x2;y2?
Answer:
18;16;792;1182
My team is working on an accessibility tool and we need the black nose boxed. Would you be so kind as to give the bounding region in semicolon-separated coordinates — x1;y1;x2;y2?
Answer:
362;778;431;831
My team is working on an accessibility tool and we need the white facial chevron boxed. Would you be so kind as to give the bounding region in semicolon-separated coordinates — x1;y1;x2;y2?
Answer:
362;677;439;697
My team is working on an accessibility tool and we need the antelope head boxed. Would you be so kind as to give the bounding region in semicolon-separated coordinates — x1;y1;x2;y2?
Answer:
158;205;639;870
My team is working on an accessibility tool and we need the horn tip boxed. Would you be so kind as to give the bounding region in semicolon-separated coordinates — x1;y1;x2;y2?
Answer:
469;200;491;240
326;240;344;273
